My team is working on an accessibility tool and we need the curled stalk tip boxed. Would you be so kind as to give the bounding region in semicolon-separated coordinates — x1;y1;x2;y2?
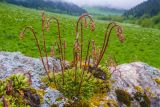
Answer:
116;27;125;43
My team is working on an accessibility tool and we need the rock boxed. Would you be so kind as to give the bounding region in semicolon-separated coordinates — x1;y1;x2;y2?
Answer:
0;52;61;88
107;62;160;107
41;88;65;107
0;52;160;107
0;52;64;107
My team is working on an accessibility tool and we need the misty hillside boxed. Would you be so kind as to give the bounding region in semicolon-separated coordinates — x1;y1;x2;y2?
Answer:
1;0;86;15
123;0;160;28
124;0;160;18
83;6;124;16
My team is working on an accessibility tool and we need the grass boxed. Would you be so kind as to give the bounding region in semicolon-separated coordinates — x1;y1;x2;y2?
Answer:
0;2;160;68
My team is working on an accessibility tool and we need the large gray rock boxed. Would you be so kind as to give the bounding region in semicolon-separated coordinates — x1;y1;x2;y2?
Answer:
108;62;160;107
0;52;64;106
0;51;62;88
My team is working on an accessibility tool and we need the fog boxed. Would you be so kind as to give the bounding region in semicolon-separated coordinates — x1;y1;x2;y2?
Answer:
61;0;147;10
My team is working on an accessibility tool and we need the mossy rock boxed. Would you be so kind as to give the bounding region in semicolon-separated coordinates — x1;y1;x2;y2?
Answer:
89;93;118;107
154;78;160;85
115;89;132;107
134;86;143;92
134;92;150;107
0;74;41;107
64;101;90;107
23;88;41;107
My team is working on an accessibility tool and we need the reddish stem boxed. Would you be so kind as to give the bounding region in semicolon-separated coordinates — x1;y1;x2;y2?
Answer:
74;13;95;70
24;72;32;85
80;22;83;68
2;96;8;107
42;12;50;71
20;26;50;80
96;24;122;67
47;16;65;85
88;23;124;80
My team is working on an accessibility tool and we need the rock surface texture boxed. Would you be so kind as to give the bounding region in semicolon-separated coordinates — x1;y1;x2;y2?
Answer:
0;52;63;107
0;52;160;107
108;62;160;107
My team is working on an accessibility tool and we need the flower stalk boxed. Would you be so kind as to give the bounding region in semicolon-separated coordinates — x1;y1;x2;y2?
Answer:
20;26;51;80
88;22;125;80
74;13;95;69
42;12;50;71
46;16;65;85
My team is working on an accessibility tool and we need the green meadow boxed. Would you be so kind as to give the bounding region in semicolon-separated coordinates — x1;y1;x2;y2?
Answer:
0;3;160;68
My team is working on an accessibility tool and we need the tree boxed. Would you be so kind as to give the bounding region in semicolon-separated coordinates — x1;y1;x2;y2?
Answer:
124;0;160;18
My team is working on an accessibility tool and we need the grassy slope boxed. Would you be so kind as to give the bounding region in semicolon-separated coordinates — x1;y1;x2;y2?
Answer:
0;3;160;68
83;6;123;16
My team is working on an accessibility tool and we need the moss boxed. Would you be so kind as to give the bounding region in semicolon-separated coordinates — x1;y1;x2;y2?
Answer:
89;93;118;107
115;89;132;107
6;73;29;90
89;94;106;107
145;87;151;93
64;101;90;107
134;92;150;107
134;86;143;92
42;68;111;101
50;104;58;107
0;74;41;107
154;78;160;85
0;80;6;97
